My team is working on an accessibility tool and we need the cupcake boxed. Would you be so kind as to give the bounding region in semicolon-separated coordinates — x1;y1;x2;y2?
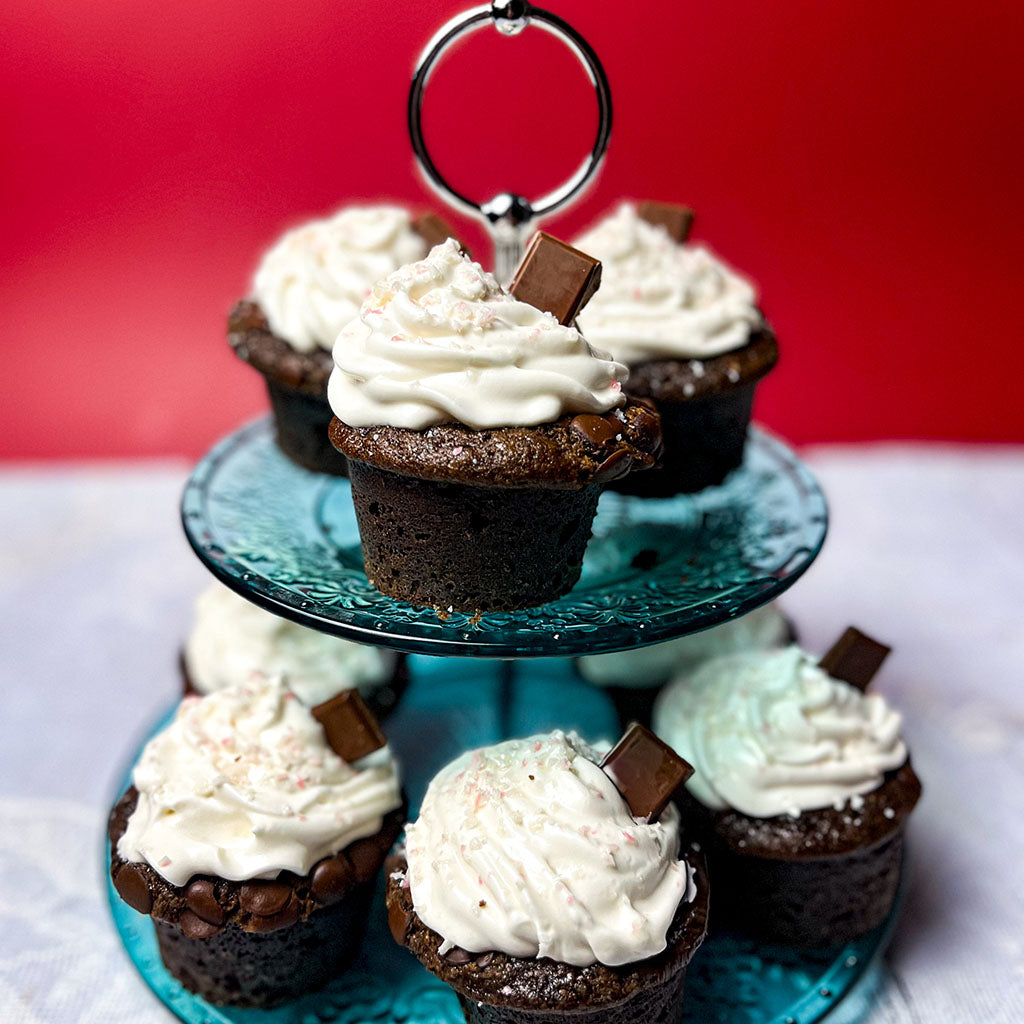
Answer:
574;201;778;495
577;602;794;727
653;639;922;945
182;580;408;718
228;205;450;474
108;674;404;1006
386;729;708;1024
327;236;662;612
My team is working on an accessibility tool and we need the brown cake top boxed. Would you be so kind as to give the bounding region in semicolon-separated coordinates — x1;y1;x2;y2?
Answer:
698;760;922;858
329;399;662;489
622;326;778;402
109;786;406;936
652;641;921;855
386;850;708;1012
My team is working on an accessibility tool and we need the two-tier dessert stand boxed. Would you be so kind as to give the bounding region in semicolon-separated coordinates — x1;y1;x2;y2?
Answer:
107;5;898;1022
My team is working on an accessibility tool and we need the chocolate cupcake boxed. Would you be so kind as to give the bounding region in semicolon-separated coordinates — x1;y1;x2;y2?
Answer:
229;205;449;475
386;729;708;1024
653;638;922;946
577;602;795;727
327;237;662;612
109;674;404;1006
575;201;777;495
181;580;408;719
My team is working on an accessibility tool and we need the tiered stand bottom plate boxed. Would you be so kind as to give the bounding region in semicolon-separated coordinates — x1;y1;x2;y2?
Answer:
107;657;895;1024
106;420;891;1021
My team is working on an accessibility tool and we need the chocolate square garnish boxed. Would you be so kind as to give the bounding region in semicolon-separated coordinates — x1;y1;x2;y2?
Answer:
508;232;602;325
599;723;694;822
312;688;387;762
638;200;695;243
818;626;891;692
412;212;459;251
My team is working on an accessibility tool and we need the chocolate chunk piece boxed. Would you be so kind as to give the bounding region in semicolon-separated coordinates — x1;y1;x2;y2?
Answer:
629;405;663;455
638;200;695;242
113;862;152;915
312;689;387;763
444;946;473;964
413;212;459;250
819;627;891;692
508;232;602;325
600;723;694;822
179;908;223;939
388;896;412;946
247;898;300;933
476;952;495;968
593;449;633;483
571;413;618;448
239;880;292;917
185;879;224;925
311;854;354;905
346;837;384;883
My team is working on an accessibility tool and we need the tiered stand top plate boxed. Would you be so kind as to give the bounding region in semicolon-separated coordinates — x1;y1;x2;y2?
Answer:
181;418;828;657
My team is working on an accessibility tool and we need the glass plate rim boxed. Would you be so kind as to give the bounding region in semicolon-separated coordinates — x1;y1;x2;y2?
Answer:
181;417;828;658
105;699;895;1024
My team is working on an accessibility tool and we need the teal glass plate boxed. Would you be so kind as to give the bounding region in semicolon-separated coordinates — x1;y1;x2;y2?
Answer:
181;419;827;657
107;657;893;1024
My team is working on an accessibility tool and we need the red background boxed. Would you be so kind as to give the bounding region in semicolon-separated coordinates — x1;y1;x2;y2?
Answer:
4;0;1023;459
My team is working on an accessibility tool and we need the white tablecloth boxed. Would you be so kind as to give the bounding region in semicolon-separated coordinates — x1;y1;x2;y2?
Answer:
1;446;1022;1023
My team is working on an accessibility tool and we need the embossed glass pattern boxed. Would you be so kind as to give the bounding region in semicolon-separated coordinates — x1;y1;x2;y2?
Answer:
181;418;827;658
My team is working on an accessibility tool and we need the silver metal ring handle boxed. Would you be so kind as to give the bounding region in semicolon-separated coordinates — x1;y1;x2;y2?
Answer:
408;2;612;281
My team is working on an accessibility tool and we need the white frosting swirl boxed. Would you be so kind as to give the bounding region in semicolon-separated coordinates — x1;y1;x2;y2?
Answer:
653;646;907;818
328;239;627;430
574;203;761;365
184;582;395;707
578;603;789;689
118;674;402;886
252;205;428;353
404;730;694;968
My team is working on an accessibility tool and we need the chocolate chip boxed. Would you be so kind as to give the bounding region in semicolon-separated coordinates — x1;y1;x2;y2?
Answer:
185;879;224;925
508;232;602;325
571;414;618;448
819;627;891;692
346;837;382;883
600;723;695;821
312;689;388;763
628;406;662;454
178;908;223;939
311;854;354;905
444;946;473;964
239;880;291;917
246;898;300;933
638;200;695;242
593;449;633;483
388;898;412;946
113;862;152;915
476;952;495;967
